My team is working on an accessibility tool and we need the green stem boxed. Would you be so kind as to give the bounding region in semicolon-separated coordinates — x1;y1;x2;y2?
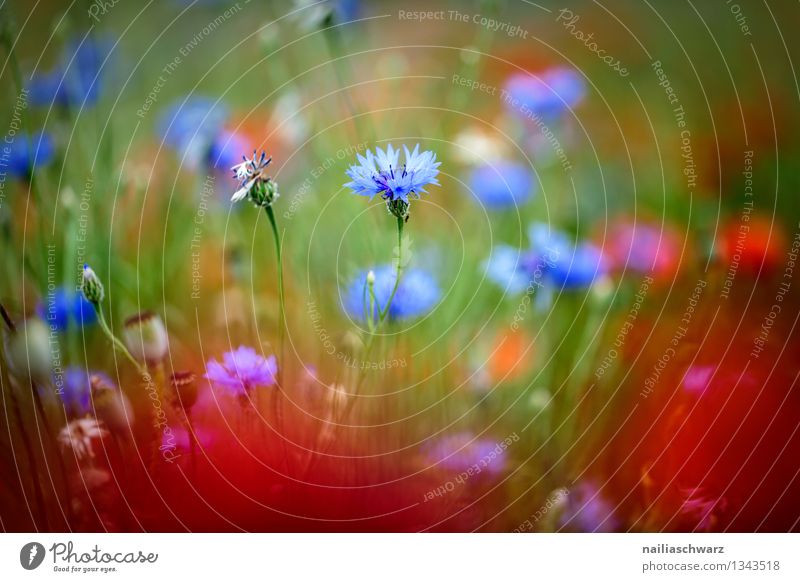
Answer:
93;304;147;377
304;217;406;477
264;205;290;472
379;217;404;323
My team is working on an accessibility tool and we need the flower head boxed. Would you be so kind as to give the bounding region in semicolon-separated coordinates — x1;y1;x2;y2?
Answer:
59;367;100;418
80;264;104;304
90;374;135;434
169;371;199;410
205;346;278;396
504;67;585;119
7;131;55;178
28;36;113;108
468;161;535;209
343;264;440;323
231;150;278;206
158;96;228;168
122;311;169;364
345;144;441;220
36;286;97;332
58;418;108;460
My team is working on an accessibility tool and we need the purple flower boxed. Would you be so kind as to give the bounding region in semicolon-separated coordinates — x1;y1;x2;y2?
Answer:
158;96;228;168
205;346;278;395
558;481;618;532
682;365;716;396
424;432;507;475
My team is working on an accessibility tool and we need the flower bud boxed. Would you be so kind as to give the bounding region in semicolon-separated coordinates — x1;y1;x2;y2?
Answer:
90;374;134;434
122;311;169;364
366;270;376;286
169;371;198;411
81;264;104;304
5;318;52;384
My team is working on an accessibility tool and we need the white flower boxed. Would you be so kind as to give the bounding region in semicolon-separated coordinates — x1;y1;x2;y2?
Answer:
58;418;108;460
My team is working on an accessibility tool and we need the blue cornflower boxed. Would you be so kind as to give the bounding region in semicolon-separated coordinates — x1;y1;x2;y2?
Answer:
484;223;607;295
158;97;228;168
36;286;97;331
504;67;585;119
345;144;441;220
483;245;531;294
6;131;55;178
343;264;439;323
558;481;618;532
468;161;535;209
28;36;113;108
205;346;278;396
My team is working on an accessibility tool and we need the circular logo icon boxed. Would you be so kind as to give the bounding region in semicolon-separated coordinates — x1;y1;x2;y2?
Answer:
20;542;46;570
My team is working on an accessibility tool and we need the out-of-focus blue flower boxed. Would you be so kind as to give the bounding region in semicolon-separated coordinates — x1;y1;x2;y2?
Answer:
205;346;277;396
208;130;250;172
504;67;585;118
468;161;535;209
292;0;361;29
36;286;97;331
343;264;440;323
483;245;530;294
6;131;55;178
158;97;228;168
28;36;113;108
345;144;440;219
558;481;618;532
424;432;507;475
59;367;109;418
526;223;607;290
484;223;607;295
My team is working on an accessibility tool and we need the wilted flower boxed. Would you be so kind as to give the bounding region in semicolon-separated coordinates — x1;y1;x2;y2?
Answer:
80;264;104;304
90;374;134;434
343;264;440;323
205;346;278;396
169;371;199;410
468;161;535;210
345;144;441;221
557;481;618;532
424;432;508;475
58;418;108;460
7;131;55;178
231;150;278;206
36;286;97;332
122;311;169;364
27;36;113;108
4;318;52;384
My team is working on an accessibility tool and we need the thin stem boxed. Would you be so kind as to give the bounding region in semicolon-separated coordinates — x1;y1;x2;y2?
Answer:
93;304;147;377
379;217;405;323
264;205;290;472
304;217;406;477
